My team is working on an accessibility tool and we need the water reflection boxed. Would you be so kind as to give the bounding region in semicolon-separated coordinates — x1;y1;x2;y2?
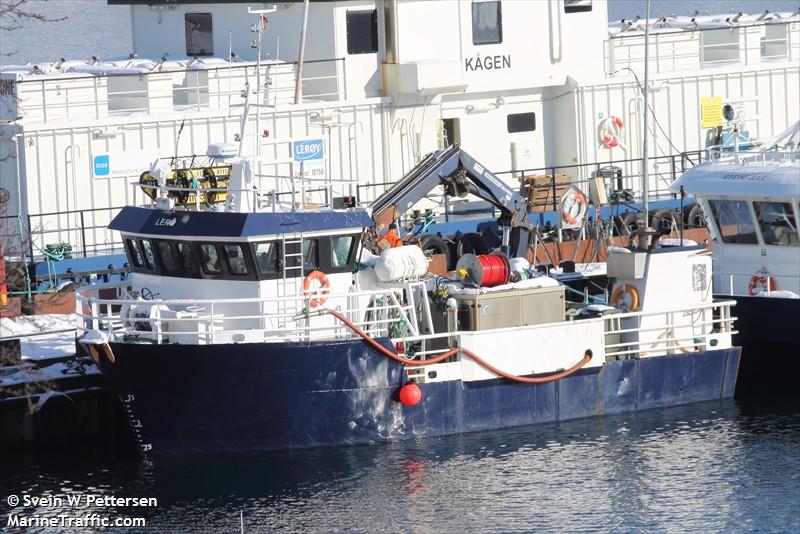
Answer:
2;399;798;532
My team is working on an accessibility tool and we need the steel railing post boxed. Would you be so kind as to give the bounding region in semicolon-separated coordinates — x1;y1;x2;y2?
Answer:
80;210;87;257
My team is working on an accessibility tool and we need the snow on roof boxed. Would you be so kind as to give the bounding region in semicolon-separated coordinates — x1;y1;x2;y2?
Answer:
671;157;800;199
608;11;800;37
0;56;286;81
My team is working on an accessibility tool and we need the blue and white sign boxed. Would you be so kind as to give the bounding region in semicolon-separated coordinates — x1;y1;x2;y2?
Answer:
291;138;327;181
92;151;156;179
292;138;325;162
94;155;110;177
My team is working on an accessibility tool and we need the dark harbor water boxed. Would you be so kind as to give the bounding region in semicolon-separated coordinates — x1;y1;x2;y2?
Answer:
2;398;798;533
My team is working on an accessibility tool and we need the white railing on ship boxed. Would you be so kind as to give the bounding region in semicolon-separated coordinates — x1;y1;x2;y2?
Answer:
76;283;419;344
132;177;357;212
603;300;737;358
705;146;800;164
716;271;800;297
606;20;800;76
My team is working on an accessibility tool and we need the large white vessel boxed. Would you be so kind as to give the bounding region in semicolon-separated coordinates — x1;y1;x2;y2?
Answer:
0;1;798;260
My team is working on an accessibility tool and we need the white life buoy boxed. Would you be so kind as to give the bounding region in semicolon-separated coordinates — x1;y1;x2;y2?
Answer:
598;116;625;149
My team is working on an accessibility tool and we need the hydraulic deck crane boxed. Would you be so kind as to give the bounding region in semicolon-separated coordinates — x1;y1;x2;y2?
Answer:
370;145;531;257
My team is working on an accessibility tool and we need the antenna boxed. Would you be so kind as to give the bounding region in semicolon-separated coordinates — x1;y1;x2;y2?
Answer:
174;114;187;171
639;0;652;250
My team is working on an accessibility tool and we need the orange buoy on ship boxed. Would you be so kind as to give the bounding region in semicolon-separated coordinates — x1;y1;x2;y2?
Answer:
399;383;422;407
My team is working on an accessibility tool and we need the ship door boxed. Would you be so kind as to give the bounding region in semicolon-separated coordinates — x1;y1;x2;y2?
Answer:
439;118;461;149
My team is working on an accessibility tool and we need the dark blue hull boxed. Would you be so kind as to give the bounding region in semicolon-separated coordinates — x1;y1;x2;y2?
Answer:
717;294;800;397
96;340;740;454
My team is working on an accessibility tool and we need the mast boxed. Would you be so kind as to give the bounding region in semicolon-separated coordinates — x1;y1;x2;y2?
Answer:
294;0;311;104
640;0;652;249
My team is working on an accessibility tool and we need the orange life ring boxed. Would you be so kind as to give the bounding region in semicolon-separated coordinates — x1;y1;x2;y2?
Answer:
748;273;776;296
611;284;639;311
303;270;330;308
102;343;116;364
88;344;100;364
599;116;625;149
561;190;588;226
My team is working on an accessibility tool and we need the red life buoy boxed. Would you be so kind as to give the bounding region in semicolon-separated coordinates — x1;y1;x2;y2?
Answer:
561;190;588;226
598;116;625;150
747;273;777;296
303;270;330;308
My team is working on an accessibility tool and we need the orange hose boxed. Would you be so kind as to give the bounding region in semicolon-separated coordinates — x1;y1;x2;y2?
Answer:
327;309;593;384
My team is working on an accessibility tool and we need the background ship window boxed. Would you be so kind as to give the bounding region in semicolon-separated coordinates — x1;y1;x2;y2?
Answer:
185;13;213;56
224;244;248;275
107;76;148;115
761;24;788;61
199;244;222;274
140;239;155;270
303;239;320;272
564;0;592;13
472;1;502;45
254;242;278;274
753;202;799;246
701;28;740;67
125;239;143;268
707;199;758;244
330;236;354;268
173;71;209;110
176;242;199;275
346;9;378;54
507;112;536;133
440;118;460;148
156;241;178;273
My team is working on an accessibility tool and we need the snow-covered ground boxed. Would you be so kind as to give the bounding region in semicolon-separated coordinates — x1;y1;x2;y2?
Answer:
0;314;78;360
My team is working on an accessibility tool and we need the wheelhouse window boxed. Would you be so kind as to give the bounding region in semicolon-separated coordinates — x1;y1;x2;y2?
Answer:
564;0;592;13
507;112;536;133
140;239;155;270
185;13;213;56
224;244;248;275
254;242;278;275
753;202;799;246
707;199;758;244
346;9;378;54
156;241;178;273
303;239;320;271
176;242;198;275
472;1;502;45
199;243;222;274
126;239;143;268
702;28;740;67
330;236;355;268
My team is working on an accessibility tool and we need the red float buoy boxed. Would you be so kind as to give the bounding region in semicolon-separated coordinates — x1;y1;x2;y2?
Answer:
399;383;422;407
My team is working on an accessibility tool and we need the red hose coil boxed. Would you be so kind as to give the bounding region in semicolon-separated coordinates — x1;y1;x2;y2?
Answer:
477;254;510;287
327;309;592;384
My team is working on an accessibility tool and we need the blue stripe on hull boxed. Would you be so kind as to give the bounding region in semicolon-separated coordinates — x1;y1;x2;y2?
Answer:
97;341;740;454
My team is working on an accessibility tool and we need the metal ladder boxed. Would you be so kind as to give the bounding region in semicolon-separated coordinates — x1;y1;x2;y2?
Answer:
277;233;305;330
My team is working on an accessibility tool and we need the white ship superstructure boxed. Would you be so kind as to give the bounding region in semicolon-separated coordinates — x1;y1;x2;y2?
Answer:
0;1;798;257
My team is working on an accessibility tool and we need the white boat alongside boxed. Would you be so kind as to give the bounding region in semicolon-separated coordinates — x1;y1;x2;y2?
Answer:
670;120;800;394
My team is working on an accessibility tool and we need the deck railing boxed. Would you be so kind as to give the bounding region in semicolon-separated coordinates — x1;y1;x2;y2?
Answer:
76;281;736;365
603;300;737;358
606;20;800;76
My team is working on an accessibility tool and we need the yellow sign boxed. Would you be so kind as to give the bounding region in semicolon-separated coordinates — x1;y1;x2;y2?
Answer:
701;96;724;128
